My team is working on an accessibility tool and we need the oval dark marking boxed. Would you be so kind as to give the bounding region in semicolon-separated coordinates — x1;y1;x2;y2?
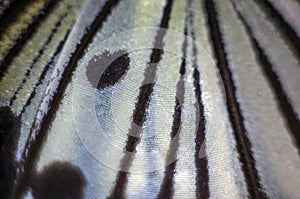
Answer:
0;106;20;199
108;0;174;198
86;50;130;89
30;161;87;199
13;1;122;198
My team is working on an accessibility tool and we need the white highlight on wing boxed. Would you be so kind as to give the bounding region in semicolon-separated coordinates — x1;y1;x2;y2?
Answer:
36;0;166;198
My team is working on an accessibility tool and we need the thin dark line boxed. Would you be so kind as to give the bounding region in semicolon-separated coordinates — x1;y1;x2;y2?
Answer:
0;0;58;82
252;0;300;62
157;3;188;198
20;29;71;116
108;0;174;198
203;0;267;198
12;0;121;198
9;12;68;107
189;0;209;198
230;0;300;152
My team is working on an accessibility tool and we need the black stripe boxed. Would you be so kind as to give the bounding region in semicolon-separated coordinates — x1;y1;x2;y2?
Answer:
157;3;188;198
230;0;300;152
108;1;174;198
252;0;300;62
20;29;71;115
9;12;68;107
189;1;209;198
203;0;267;198
0;0;58;82
13;1;121;198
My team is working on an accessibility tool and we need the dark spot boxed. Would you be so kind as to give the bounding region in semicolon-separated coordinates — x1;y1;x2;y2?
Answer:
30;161;87;199
86;50;130;89
0;106;20;199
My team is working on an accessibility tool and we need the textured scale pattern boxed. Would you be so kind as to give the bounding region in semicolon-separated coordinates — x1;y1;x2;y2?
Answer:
0;0;299;198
